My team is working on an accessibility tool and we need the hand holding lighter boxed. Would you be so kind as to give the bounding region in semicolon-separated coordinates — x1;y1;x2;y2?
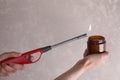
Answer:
0;34;87;65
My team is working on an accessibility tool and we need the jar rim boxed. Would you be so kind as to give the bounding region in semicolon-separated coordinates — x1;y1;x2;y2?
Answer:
88;35;106;43
89;35;105;40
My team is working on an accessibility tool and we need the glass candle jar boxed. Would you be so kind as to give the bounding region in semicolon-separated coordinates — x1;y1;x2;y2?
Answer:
87;35;106;55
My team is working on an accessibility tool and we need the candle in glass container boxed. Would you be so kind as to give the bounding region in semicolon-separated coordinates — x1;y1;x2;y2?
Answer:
87;35;106;55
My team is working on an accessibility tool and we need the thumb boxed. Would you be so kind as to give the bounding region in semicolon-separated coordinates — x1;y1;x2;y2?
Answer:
0;52;21;61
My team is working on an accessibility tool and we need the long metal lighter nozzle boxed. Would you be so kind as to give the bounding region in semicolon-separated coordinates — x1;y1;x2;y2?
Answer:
51;33;87;48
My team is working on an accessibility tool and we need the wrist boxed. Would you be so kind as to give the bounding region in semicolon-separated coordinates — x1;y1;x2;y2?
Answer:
74;58;91;72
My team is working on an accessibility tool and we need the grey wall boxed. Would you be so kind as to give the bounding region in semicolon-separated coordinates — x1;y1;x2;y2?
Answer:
0;0;120;80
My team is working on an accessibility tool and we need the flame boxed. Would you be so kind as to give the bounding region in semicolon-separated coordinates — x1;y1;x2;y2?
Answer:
88;24;92;32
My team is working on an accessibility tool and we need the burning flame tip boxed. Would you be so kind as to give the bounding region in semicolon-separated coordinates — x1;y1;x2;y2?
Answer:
88;24;92;32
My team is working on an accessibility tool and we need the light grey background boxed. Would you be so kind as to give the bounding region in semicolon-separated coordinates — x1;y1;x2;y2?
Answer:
0;0;120;80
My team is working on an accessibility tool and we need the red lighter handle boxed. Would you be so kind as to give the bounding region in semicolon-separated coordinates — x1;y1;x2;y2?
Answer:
0;48;43;64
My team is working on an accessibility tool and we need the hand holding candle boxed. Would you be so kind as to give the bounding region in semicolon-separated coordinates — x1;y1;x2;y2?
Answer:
0;24;109;79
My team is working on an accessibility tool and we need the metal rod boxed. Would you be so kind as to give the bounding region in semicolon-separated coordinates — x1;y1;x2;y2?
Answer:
51;33;87;48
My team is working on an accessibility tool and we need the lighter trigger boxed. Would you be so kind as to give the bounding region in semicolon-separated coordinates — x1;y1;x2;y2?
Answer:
28;55;32;63
27;52;42;63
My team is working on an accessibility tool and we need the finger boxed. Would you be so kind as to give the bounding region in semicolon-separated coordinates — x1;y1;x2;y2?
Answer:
83;49;88;57
2;64;16;73
101;51;109;59
29;56;34;62
0;52;21;61
8;63;24;70
0;67;9;76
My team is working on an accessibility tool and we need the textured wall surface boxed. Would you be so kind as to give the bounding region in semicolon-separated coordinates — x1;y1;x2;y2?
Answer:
0;0;120;80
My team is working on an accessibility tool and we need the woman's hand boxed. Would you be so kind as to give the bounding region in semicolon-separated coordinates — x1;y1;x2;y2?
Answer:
82;50;109;70
0;52;24;77
55;50;109;80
